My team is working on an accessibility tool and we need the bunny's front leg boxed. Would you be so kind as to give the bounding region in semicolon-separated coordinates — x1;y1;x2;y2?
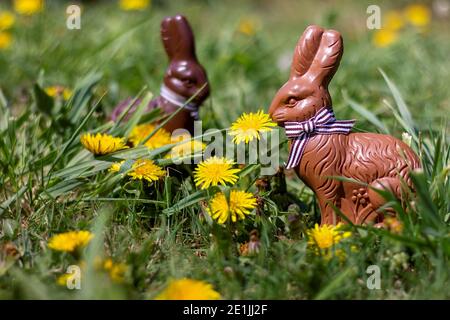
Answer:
314;180;343;225
317;196;340;225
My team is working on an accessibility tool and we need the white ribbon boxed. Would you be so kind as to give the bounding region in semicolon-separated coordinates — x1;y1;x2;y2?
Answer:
160;85;199;120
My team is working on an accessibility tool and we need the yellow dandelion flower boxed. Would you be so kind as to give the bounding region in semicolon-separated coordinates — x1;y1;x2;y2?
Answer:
128;159;165;183
194;156;240;189
56;273;73;286
229;110;276;144
207;190;257;224
45;86;72;100
238;18;259;36
119;0;150;11
109;160;125;173
56;269;84;287
48;231;94;253
384;10;405;31
13;0;44;16
0;32;12;50
103;258;127;283
45;86;58;97
128;123;171;150
103;258;114;270
384;216;404;234
0;11;16;30
80;133;128;156
307;223;351;250
373;29;398;48
167;133;206;160
63;89;72;100
155;278;221;300
404;4;431;27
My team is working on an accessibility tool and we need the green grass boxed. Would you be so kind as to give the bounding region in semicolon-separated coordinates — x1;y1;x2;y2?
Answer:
0;0;449;299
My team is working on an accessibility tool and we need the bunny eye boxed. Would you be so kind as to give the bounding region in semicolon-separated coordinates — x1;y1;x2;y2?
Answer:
286;97;298;107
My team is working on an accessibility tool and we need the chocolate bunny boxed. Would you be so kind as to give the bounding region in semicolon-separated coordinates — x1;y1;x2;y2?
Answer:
111;15;210;133
268;25;420;225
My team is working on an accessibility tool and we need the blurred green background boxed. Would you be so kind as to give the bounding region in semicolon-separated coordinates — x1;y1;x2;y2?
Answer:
1;0;449;131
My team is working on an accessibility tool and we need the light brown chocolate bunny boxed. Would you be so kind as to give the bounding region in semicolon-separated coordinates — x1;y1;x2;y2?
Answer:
111;15;210;134
268;25;420;225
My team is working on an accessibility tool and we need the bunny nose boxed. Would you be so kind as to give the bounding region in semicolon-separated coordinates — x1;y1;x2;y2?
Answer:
270;109;287;127
268;101;278;118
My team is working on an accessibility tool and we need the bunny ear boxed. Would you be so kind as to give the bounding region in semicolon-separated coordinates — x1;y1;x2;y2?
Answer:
161;15;197;61
305;29;343;86
290;25;325;78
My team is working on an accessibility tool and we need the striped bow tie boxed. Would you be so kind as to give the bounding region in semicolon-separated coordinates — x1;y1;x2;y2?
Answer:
160;85;200;120
284;107;355;169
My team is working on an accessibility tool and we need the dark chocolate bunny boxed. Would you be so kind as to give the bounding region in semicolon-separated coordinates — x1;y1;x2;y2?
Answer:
111;15;210;133
268;25;420;225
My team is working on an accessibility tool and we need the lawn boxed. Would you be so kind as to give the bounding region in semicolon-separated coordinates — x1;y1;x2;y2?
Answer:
0;0;449;299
